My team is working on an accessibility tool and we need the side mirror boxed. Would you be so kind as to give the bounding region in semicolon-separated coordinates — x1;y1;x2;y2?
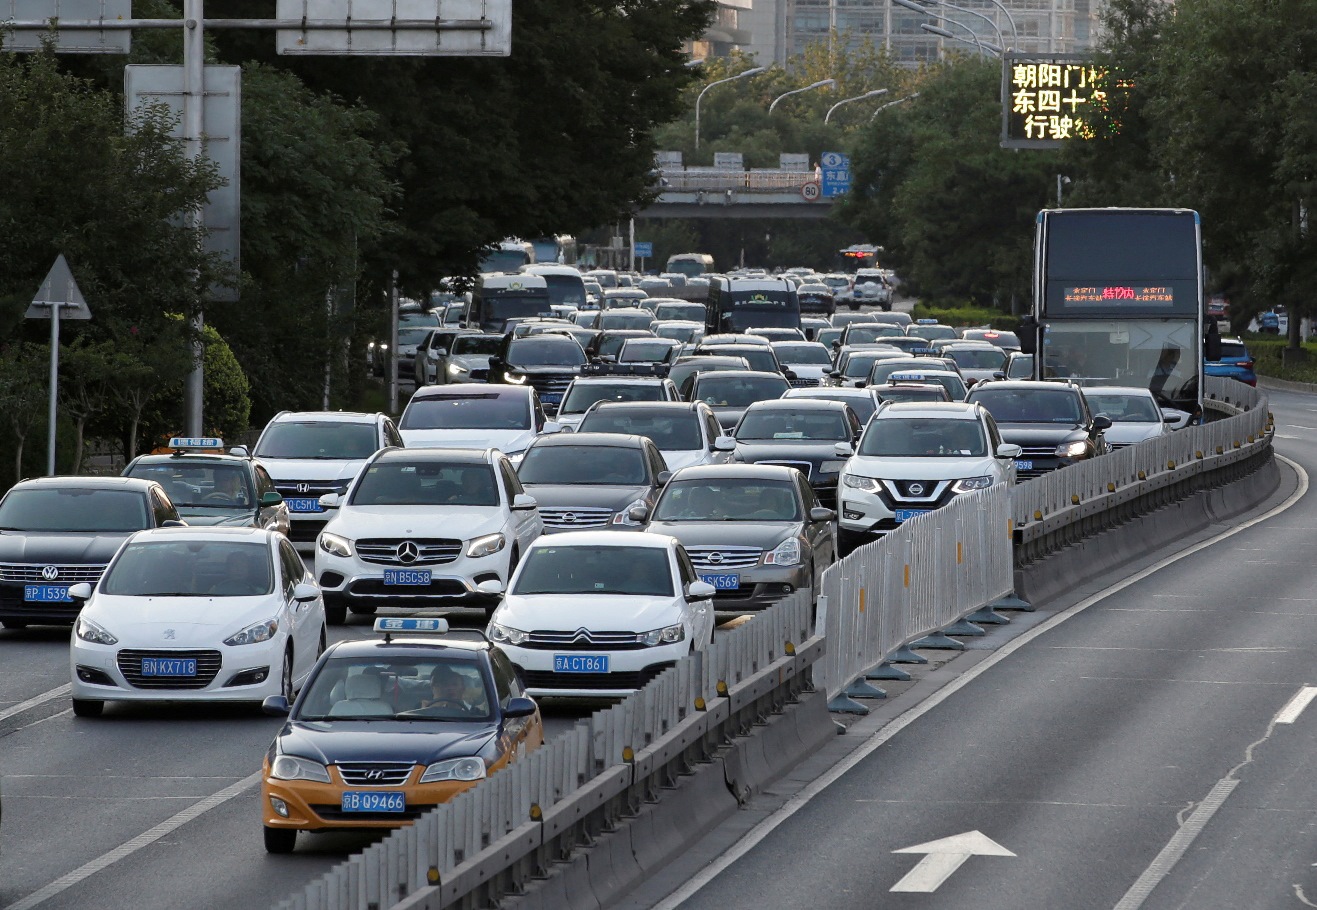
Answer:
783;369;797;381
260;491;284;507
262;695;291;717
292;582;319;603
854;381;867;389
433;348;448;357
1092;414;1113;431
476;579;506;596
511;493;538;510
713;436;737;452
627;505;651;524
656;471;672;486
503;696;538;718
68;582;93;601
996;443;1023;459
318;492;341;509
833;441;854;457
829;369;842;379
687;581;717;600
229;445;250;457
542;421;564;435
992;371;1005;380
810;507;837;523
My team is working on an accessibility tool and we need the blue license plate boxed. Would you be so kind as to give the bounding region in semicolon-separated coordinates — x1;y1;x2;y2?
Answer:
894;509;930;523
24;584;71;602
141;658;197;677
699;573;740;590
383;569;431;586
1014;460;1034;472
541;393;562;405
341;791;406;813
285;498;323;513
553;654;610;673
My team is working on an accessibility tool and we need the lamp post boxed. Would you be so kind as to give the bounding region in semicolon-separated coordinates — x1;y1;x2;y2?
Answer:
769;78;836;115
825;88;889;124
893;0;1005;50
1057;174;1071;205
869;92;921;122
920;22;999;57
694;66;765;151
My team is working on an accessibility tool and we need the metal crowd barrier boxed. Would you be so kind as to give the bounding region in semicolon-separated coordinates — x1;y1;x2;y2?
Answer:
272;591;818;910
656;169;816;193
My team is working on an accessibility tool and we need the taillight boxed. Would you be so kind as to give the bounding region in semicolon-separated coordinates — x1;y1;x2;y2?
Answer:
1239;360;1254;370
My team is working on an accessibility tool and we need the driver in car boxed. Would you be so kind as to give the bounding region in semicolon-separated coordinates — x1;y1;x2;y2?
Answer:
212;471;250;507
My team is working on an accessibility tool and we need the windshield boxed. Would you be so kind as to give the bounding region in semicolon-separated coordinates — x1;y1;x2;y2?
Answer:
910;325;958;340
860;417;987;457
397;328;432;346
736;409;850;441
451;334;502;356
773;344;831;365
352;462;499;506
654;304;705;322
619;341;675;363
507;339;586;367
0;488;149;532
513;545;673;596
947;349;1007;370
518;446;647;485
1007;355;1033;379
1040;318;1198;407
843;354;892;378
791;393;875;423
479;249;531;273
653;479;801;522
695;375;789;408
102;540;272;596
400;394;530;430
702;348;777;372
125;463;253;510
254;422;379;460
541;274;587;308
877;386;949;403
399;313;439;328
1084;393;1160;422
598;333;648;359
969;388;1084;423
476;294;552;333
720;308;801;333
667;359;747;390
297;656;494;722
578;409;702;451
560;382;666;415
655;323;701;343
846;325;904;344
600;312;654;331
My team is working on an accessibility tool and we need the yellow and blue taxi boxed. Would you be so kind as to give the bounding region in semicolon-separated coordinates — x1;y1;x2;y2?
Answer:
123;437;289;533
259;618;544;853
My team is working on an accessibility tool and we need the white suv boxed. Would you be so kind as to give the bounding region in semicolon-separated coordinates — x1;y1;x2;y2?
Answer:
398;385;560;463
314;447;542;623
837;401;1020;554
252;411;401;551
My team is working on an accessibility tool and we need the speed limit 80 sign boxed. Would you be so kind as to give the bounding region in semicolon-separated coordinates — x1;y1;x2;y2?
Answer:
800;181;821;202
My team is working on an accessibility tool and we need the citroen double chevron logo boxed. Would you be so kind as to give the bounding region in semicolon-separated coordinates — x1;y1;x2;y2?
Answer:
396;541;419;564
572;628;592;644
41;565;59;580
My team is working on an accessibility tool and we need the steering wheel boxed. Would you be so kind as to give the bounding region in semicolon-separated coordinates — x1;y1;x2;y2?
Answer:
202;492;233;503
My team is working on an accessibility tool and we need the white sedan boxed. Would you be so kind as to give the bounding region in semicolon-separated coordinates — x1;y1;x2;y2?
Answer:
68;528;326;717
487;531;716;698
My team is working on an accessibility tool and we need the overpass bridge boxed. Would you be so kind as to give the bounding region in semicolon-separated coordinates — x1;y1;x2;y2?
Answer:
639;168;837;219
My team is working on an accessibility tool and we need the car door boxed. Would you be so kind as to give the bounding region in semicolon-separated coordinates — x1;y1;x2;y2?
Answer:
278;538;318;676
489;649;538;759
795;474;832;578
254;464;288;533
499;456;541;552
150;488;181;527
675;545;713;646
703;409;732;464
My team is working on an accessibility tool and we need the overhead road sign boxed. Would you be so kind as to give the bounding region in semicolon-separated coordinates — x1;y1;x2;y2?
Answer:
634;242;653;258
2;0;131;53
820;151;851;197
275;0;511;56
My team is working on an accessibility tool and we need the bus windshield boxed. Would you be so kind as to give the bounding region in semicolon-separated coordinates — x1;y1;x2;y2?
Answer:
541;274;588;308
474;294;552;333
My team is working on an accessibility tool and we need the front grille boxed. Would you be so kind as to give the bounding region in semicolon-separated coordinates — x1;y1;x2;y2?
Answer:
539;508;614;531
521;667;669;691
336;763;416;786
523;630;644;651
310;805;430;823
274;480;343;497
0;563;106;583
788;377;820;388
1015;445;1056;458
888;479;949;500
287;519;328;543
355;538;462;566
347;578;471;598
0;591;81;623
117;649;223;689
685;546;762;570
525;374;575;396
469;369;490;381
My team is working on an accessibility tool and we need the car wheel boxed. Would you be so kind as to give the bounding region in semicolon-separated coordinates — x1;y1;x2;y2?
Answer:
72;698;103;718
0;619;28;630
280;648;295;702
323;596;347;626
264;826;297;854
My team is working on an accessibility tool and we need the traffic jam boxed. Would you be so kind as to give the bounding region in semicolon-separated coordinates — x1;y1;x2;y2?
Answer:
0;263;1193;855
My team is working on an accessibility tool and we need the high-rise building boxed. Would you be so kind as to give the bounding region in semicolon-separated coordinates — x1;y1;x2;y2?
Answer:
690;0;755;59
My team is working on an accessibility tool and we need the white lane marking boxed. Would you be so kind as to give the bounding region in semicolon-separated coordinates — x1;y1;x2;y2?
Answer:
0;684;70;725
650;453;1308;910
890;831;1015;892
1274;686;1317;724
1;771;262;910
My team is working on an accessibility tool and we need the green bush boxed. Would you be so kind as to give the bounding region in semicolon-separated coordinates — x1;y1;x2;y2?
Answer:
1245;336;1317;384
911;303;1019;331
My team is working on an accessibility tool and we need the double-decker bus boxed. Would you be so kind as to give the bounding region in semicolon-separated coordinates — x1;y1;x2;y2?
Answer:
705;277;802;334
1025;208;1205;419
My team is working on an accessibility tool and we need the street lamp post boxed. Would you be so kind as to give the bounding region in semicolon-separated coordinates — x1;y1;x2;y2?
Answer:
893;0;1005;51
869;92;921;122
825;88;889;124
921;22;1000;57
1057;174;1071;205
769;78;836;115
694;66;765;151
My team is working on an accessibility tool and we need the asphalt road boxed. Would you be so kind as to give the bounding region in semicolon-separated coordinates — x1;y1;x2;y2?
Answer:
628;385;1317;910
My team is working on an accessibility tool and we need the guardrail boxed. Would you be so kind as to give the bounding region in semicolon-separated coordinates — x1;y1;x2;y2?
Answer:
272;591;818;910
656;169;816;193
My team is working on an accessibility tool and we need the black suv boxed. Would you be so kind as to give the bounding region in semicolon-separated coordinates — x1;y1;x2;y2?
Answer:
964;380;1111;480
488;334;588;415
0;477;184;628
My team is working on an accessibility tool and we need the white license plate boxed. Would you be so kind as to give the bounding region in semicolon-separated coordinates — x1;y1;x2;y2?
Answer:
553;654;610;673
1014;460;1034;472
24;584;71;602
341;791;406;813
894;509;930;523
383;569;431;586
141;658;197;677
285;498;323;513
699;573;740;590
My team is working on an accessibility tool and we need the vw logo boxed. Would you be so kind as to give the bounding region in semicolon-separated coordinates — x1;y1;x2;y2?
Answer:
563;513;577;524
707;552;724;565
364;768;385;782
396;541;420;564
909;483;925;496
41;565;59;581
295;482;311;494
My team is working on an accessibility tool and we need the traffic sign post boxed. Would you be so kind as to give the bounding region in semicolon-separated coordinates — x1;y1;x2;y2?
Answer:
800;181;821;202
25;255;93;476
820;151;852;197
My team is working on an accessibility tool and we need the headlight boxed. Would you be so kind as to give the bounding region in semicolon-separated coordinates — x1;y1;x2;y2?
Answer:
318;532;353;558
75;616;117;646
953;475;994;492
270;755;331;782
488;622;529;645
419;756;487;783
639;623;686;647
1055;440;1088;458
819;460;849;474
225;618;279;646
611;499;648;526
448;363;468;376
763;537;803;567
505;372;528;385
467;532;506;558
842;474;880;492
367;342;376;350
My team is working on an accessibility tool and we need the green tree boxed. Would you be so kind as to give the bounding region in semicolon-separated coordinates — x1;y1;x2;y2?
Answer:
0;343;48;482
59;340;118;474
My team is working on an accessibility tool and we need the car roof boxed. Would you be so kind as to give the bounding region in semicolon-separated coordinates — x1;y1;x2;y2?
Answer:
374;447;493;463
744;398;851;413
783;387;876;399
528;530;677;549
589;401;704;414
876;401;982;419
411;384;531;401
326;637;490;659
1081;385;1157;397
694;370;786;382
14;476;158;491
529;432;650;449
270;410;382;424
129;452;253;466
129;526;275;543
671;463;803;482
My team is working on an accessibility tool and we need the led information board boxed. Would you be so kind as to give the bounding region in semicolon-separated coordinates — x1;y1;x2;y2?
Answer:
1062;286;1175;306
1000;55;1108;149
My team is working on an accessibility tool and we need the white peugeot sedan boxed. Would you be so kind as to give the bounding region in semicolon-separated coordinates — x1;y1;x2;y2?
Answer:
315;447;543;624
68;528;326;717
486;531;716;698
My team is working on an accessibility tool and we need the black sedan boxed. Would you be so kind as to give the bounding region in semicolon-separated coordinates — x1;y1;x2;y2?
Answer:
965;379;1111;480
516;432;671;532
730;399;863;510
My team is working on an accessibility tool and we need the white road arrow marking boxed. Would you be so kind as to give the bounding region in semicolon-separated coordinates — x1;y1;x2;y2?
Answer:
891;830;1015;893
